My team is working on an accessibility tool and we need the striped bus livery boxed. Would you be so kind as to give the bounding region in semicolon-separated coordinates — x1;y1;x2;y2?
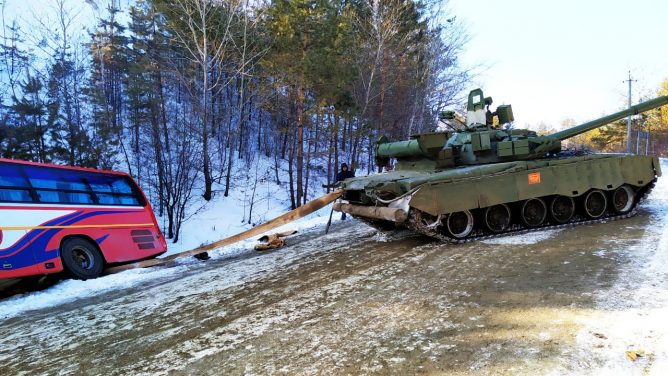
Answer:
0;158;167;280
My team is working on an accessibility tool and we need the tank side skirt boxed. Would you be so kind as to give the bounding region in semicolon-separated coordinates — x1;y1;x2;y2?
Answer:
409;155;656;216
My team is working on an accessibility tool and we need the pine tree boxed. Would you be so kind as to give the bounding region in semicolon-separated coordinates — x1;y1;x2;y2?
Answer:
47;56;93;167
87;3;129;170
11;75;48;161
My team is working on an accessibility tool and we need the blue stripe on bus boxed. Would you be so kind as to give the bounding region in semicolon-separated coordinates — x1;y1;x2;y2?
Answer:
0;210;83;257
0;210;134;270
96;234;110;245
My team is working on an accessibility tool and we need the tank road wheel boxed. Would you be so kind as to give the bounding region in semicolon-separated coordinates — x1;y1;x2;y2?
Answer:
445;210;474;239
483;204;511;233
611;185;635;214
60;237;104;280
520;198;547;227
549;196;575;224
583;189;607;219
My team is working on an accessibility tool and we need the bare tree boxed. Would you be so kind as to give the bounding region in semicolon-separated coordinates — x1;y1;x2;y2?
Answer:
168;0;241;201
353;0;409;121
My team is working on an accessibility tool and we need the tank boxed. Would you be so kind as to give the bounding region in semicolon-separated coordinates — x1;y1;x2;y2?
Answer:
334;89;668;242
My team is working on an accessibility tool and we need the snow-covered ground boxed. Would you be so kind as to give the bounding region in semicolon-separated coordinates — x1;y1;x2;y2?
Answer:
569;160;668;375
482;229;563;245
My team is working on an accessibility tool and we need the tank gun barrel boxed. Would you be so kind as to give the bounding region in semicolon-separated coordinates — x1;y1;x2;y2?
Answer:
376;139;427;159
551;95;668;141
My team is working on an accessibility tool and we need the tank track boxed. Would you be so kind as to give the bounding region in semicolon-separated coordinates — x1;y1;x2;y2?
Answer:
360;180;656;245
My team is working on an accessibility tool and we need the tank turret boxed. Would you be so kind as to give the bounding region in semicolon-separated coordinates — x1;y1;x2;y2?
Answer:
375;89;668;170
335;87;667;243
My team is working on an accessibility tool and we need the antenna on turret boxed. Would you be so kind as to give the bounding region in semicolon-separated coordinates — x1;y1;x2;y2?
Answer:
623;71;637;154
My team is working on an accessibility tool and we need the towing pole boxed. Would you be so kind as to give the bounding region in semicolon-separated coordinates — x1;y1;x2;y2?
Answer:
105;190;342;275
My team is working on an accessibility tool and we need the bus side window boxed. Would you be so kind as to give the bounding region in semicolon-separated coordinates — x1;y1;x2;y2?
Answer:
0;163;30;187
110;178;133;194
35;190;94;204
0;164;33;203
89;174;141;206
23;166;94;205
0;188;33;202
27;166;88;191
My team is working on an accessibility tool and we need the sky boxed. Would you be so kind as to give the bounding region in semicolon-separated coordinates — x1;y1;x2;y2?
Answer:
447;0;668;128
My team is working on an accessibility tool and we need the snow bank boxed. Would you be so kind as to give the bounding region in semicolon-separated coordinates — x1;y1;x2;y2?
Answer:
0;267;181;319
159;155;339;257
573;158;668;375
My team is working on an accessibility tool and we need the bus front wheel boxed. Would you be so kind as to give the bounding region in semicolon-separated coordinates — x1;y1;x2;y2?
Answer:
60;238;104;280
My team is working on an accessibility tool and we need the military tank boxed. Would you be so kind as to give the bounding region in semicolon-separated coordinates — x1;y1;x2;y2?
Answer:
333;89;668;242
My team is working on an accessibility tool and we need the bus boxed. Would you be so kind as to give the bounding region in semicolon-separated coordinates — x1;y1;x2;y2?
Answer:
0;158;167;280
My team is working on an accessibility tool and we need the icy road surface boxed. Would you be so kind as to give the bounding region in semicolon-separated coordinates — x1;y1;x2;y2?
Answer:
2;184;668;374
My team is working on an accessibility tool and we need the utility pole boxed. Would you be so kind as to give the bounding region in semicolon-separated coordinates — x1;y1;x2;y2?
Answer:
623;71;636;154
646;123;651;156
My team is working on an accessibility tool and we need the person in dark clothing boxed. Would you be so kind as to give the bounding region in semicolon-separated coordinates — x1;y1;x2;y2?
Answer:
336;163;355;183
336;163;355;220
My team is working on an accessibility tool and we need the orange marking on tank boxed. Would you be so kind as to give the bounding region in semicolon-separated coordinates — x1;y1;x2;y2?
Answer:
528;172;541;185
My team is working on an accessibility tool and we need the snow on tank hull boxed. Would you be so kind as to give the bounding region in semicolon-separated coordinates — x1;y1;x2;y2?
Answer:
338;154;661;241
